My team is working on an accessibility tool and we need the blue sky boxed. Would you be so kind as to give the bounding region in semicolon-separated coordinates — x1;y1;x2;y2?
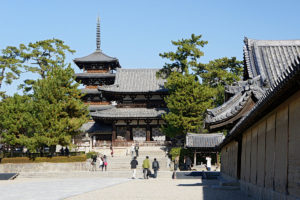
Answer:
1;0;300;95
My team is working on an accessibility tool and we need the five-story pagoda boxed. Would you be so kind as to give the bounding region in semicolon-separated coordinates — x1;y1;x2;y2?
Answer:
74;18;120;148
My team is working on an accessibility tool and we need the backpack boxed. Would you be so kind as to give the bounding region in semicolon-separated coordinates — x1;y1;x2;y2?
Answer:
153;161;158;168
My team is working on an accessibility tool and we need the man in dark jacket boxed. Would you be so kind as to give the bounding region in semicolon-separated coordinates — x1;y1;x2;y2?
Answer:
130;156;138;179
152;158;160;178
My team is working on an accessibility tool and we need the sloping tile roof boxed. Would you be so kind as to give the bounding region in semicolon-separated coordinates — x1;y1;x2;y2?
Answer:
99;68;167;93
74;50;119;63
186;133;224;148
88;105;114;112
80;122;112;133
76;73;115;79
204;38;300;130
220;56;300;148
244;38;300;86
225;75;263;95
91;107;167;119
81;88;100;94
206;92;250;123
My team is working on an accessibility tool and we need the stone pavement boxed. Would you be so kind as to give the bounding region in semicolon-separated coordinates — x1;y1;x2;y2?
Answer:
0;177;129;200
66;178;254;200
0;175;253;200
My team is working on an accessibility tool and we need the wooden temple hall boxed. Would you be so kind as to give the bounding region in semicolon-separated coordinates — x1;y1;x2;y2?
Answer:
206;38;300;199
74;18;168;147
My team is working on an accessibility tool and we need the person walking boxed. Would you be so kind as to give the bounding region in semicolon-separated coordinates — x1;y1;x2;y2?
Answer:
130;156;138;179
206;156;212;171
130;144;135;158
152;158;160;178
172;156;179;179
60;147;64;156
102;155;108;171
142;156;150;179
185;156;192;170
65;147;70;157
91;155;97;171
135;143;139;157
110;144;114;157
99;155;103;170
0;148;3;163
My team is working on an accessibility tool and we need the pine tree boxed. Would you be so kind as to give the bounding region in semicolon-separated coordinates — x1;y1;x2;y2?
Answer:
158;34;243;137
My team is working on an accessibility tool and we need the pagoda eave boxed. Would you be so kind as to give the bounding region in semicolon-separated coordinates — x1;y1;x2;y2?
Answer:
75;73;116;79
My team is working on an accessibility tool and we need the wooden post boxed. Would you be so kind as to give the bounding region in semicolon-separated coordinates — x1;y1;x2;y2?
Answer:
126;127;131;141
146;125;151;141
216;152;219;167
194;150;197;167
112;122;116;142
125;120;132;141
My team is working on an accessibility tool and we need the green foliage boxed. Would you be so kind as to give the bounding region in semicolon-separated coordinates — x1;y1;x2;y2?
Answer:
29;66;89;149
0;39;88;153
0;67;89;152
86;151;99;159
162;72;214;137
0;45;25;97
1;155;87;163
169;147;181;161
196;57;243;106
169;147;194;164
158;34;207;76
19;38;75;92
0;94;36;148
158;34;243;137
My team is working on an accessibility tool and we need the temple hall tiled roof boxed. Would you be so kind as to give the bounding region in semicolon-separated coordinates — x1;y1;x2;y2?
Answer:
81;88;100;94
99;68;167;93
243;38;300;87
88;105;114;112
91;107;167;119
80;121;112;133
186;133;224;148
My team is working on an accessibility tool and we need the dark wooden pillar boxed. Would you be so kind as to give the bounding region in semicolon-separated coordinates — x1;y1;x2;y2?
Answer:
194;150;197;167
126;128;131;141
112;121;116;141
145;119;152;141
146;125;151;141
125;120;132;141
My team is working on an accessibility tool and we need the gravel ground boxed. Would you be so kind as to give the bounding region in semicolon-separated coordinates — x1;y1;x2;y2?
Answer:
0;177;130;200
0;176;253;200
66;178;254;200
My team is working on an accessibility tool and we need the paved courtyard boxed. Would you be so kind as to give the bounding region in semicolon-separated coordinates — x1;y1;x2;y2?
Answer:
0;175;253;200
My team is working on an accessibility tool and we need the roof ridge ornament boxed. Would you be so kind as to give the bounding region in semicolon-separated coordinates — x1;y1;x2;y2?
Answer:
96;16;101;52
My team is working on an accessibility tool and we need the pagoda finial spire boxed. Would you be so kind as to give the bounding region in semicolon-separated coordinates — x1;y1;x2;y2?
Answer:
96;16;101;51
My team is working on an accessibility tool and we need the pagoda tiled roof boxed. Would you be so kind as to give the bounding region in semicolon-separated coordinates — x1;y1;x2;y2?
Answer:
99;68;167;93
186;133;224;148
74;50;119;63
91;107;168;119
76;73;115;79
